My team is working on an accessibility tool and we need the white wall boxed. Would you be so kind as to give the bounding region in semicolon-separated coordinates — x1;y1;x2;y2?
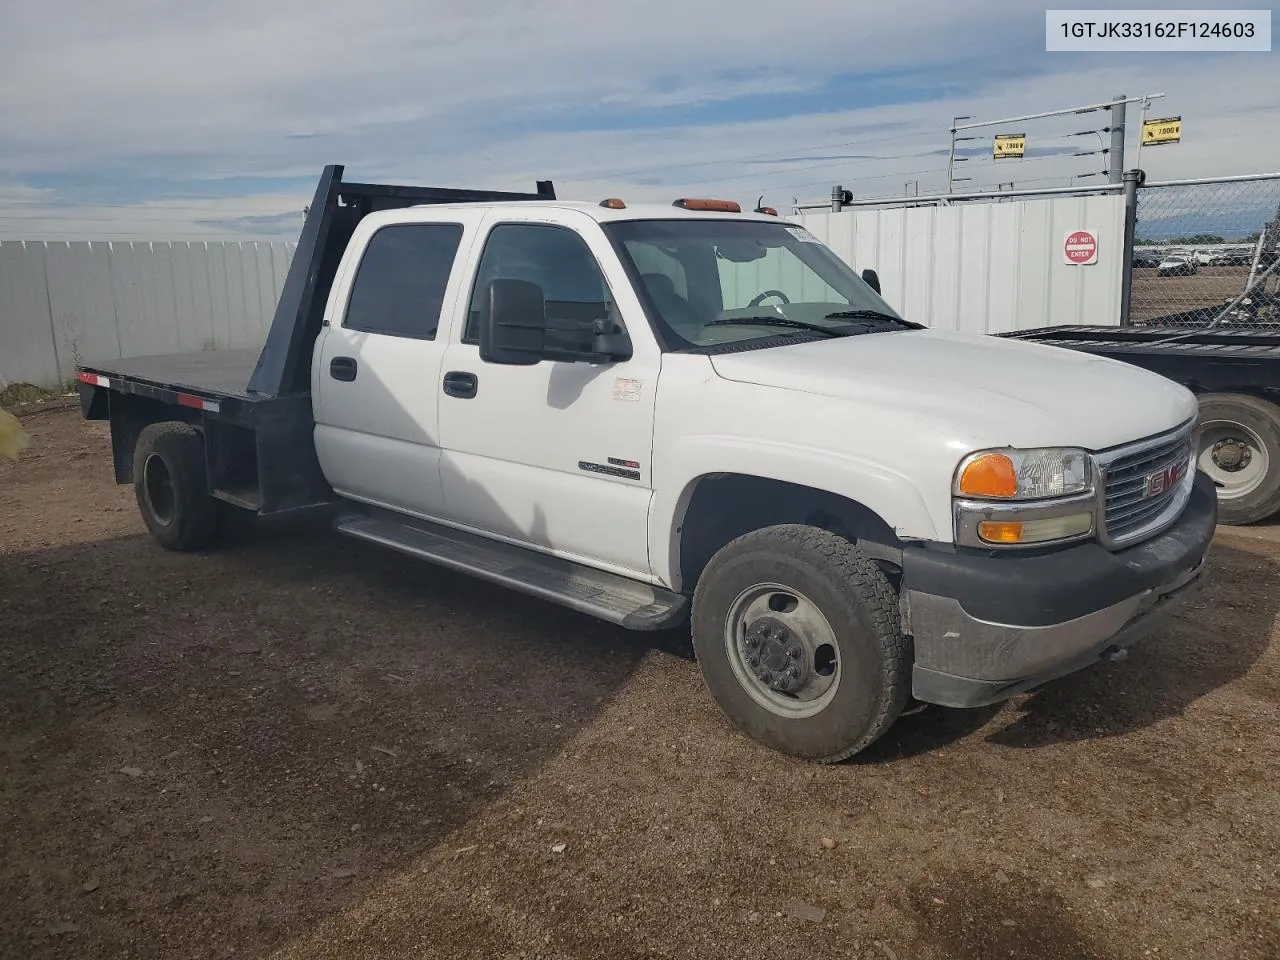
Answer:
1;196;1126;388
0;240;295;389
793;193;1127;334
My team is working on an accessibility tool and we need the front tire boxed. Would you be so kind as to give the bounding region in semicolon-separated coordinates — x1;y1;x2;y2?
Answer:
132;421;220;551
690;524;910;762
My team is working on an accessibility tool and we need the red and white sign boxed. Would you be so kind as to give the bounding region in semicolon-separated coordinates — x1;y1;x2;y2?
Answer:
1063;229;1098;265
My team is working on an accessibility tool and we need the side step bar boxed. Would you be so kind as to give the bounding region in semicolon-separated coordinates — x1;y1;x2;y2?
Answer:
335;510;688;631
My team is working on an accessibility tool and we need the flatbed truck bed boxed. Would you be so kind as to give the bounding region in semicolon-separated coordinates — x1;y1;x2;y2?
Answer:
79;350;263;401
76;164;557;517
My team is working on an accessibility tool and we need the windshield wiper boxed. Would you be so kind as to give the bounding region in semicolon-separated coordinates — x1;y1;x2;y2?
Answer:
704;316;849;338
824;316;926;335
822;309;923;329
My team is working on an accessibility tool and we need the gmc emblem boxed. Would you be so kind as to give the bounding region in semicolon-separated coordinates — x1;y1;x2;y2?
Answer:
1144;458;1187;498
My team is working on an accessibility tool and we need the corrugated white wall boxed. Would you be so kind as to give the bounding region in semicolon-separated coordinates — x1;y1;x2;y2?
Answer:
1;196;1126;388
0;240;295;389
792;193;1127;333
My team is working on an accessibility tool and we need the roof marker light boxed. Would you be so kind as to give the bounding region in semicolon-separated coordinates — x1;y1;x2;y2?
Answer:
673;198;741;213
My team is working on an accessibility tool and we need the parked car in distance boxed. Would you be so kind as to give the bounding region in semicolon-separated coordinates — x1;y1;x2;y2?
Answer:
1158;256;1198;277
1208;248;1254;267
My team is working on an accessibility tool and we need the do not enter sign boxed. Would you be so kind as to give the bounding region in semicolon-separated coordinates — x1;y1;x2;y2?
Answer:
1064;230;1098;265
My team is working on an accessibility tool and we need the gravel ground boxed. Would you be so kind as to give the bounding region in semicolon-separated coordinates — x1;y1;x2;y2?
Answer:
1;405;1277;960
1130;266;1266;323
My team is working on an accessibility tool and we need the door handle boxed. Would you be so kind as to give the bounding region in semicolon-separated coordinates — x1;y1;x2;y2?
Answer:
442;370;478;399
329;356;357;382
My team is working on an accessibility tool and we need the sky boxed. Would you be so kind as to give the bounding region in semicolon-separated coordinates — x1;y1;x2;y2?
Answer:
1;0;1278;242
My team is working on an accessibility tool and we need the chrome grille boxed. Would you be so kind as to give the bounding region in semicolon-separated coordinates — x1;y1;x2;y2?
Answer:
1098;421;1195;548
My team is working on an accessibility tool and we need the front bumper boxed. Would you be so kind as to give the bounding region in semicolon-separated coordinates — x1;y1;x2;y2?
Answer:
900;470;1217;708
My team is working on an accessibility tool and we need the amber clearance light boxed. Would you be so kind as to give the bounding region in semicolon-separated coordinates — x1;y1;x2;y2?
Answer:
673;198;741;213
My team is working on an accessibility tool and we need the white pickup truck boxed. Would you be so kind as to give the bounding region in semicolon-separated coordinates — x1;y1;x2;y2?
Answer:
77;165;1216;762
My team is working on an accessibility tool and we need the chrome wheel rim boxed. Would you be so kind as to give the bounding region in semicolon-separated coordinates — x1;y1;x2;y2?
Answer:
1197;419;1268;500
723;582;841;719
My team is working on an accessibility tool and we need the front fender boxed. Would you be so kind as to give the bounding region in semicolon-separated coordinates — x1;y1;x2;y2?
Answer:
649;434;939;589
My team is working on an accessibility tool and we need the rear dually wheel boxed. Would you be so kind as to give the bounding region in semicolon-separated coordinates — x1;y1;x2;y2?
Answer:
132;421;221;551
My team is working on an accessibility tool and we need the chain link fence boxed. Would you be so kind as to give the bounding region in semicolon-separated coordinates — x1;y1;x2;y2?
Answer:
1129;173;1280;328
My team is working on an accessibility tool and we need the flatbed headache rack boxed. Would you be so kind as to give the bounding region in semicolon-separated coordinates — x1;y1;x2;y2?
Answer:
996;325;1280;394
76;164;556;516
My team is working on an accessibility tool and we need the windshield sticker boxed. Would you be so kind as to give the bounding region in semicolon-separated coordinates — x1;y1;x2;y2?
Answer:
785;226;821;244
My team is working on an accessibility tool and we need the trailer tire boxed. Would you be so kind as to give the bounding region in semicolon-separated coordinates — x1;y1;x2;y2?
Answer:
690;524;909;762
1196;392;1280;524
132;422;220;551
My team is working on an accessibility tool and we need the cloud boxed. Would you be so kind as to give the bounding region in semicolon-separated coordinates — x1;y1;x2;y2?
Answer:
1;0;1277;239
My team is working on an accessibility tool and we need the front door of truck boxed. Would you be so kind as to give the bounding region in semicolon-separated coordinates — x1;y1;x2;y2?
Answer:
312;217;475;519
435;215;658;580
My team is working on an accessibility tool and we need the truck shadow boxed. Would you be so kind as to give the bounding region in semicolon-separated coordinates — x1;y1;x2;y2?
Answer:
0;522;682;960
987;541;1275;748
858;540;1275;761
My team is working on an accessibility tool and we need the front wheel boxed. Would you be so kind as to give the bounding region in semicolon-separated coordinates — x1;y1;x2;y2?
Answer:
690;524;910;762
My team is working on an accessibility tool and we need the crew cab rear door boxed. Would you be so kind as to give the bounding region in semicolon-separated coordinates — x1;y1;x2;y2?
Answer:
312;210;486;518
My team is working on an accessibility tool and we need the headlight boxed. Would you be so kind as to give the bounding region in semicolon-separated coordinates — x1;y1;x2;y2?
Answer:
954;447;1093;500
953;447;1097;548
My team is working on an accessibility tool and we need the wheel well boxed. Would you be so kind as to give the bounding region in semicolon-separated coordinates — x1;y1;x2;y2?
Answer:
109;398;261;505
676;474;904;593
109;394;202;484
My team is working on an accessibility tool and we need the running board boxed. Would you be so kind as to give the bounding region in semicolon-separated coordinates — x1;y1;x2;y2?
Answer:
334;511;688;631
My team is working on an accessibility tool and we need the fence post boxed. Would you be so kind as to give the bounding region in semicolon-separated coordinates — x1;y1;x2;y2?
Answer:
1119;168;1141;327
831;185;844;213
1109;94;1127;184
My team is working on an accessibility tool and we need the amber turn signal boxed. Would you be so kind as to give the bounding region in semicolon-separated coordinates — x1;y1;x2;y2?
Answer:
977;513;1092;546
957;452;1018;498
977;521;1023;543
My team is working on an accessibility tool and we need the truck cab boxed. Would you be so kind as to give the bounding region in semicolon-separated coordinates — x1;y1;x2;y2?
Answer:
77;167;1217;763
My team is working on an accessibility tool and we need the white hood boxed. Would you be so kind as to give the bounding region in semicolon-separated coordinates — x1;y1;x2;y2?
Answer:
708;328;1198;451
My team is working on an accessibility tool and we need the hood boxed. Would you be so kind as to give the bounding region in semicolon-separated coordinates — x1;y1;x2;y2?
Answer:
708;328;1197;451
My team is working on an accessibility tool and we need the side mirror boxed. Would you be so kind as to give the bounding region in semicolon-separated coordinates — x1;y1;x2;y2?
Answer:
861;268;881;295
478;278;546;365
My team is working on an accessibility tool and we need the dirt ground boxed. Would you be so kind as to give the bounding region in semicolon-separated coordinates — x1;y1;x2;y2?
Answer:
1;405;1277;960
1129;266;1262;323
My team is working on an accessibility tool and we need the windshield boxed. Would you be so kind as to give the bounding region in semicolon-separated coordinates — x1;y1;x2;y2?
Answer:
602;218;906;351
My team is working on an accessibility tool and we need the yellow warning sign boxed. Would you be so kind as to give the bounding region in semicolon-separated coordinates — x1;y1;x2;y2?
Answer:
1142;116;1182;146
993;133;1025;159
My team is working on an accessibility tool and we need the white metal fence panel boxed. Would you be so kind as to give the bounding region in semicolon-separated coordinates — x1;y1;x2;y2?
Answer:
3;198;1125;389
792;193;1127;334
0;240;296;389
